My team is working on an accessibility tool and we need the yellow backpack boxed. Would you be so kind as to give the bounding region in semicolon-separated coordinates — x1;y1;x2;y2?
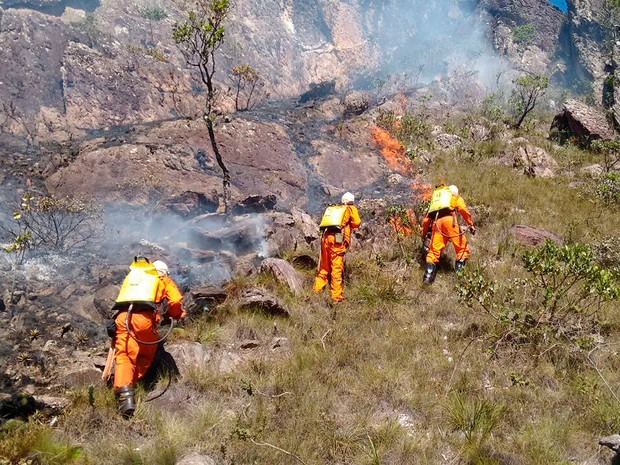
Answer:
114;256;160;309
427;187;454;214
319;205;347;231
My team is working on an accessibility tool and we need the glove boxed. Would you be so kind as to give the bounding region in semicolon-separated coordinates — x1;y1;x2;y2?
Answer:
469;225;476;236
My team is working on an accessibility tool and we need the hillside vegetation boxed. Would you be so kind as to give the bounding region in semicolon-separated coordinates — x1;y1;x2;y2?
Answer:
1;101;620;465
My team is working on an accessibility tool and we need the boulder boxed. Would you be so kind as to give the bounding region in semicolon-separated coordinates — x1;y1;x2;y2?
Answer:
164;191;219;218
581;164;604;176
512;145;558;178
434;133;461;149
166;342;214;376
550;99;616;146
93;285;120;320
189;285;228;312
231;195;277;215
510;225;562;246
239;289;291;317
259;258;305;295
599;434;620;453
299;80;336;103
342;90;369;116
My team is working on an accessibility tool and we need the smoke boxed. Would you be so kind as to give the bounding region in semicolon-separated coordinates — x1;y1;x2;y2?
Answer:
361;0;510;91
101;203;270;287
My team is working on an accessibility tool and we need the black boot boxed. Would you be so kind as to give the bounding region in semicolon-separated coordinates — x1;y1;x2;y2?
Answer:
116;385;136;418
422;263;437;284
455;259;467;273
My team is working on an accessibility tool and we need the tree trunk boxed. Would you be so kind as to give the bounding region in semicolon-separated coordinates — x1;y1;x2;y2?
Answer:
206;116;230;213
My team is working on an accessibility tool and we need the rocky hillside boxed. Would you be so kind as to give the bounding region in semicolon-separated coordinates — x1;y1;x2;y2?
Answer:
1;0;620;463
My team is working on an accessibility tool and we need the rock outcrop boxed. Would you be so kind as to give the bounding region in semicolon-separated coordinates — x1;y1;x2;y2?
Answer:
551;99;616;145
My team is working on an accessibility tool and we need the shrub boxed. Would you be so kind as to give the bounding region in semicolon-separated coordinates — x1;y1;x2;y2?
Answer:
457;241;620;353
589;139;620;172
587;172;620;205
512;23;536;47
6;193;102;253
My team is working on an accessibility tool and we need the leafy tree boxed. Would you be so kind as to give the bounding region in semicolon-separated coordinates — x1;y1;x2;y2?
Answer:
230;64;268;111
173;0;231;212
509;74;548;129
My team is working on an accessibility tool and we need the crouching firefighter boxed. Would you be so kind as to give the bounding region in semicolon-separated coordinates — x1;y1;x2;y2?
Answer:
421;185;476;284
313;192;361;302
104;257;184;417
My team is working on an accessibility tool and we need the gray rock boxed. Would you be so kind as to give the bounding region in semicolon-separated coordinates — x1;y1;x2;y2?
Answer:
259;258;305;295
342;90;369;116
599;434;620;452
581;164;604;176
176;452;216;465
512;145;558;178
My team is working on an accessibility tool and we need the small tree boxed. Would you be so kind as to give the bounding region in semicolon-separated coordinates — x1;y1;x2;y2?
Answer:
140;3;167;46
509;74;548;129
590;139;620;172
0;101;39;150
230;64;268;111
173;0;231;212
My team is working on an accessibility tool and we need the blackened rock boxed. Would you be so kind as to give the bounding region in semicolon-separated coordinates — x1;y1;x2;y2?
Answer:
231;195;277;215
164;191;218;218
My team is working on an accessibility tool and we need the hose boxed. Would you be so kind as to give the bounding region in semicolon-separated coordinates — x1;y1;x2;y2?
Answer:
125;303;176;345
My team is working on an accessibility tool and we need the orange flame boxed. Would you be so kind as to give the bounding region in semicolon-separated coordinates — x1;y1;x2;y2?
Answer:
411;180;433;201
388;208;417;236
371;126;412;174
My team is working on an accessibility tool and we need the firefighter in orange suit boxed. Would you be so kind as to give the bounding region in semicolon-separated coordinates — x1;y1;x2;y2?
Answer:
113;259;184;417
421;185;476;284
313;192;362;302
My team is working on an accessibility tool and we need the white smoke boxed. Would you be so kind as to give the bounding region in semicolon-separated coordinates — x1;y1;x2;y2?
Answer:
361;0;509;92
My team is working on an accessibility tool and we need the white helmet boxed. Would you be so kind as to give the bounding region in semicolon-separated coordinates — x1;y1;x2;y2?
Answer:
153;260;169;276
448;185;459;195
341;192;355;205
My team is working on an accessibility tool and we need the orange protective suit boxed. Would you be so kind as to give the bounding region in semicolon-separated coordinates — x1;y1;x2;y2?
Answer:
113;275;184;390
313;204;361;301
421;193;474;264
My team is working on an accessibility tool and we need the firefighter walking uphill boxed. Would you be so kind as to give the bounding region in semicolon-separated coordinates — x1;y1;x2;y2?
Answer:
313;192;362;302
109;257;185;417
421;184;476;284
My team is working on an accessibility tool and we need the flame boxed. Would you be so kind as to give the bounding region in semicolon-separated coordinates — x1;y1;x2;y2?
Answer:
411;180;433;201
371;126;411;174
388;208;417;236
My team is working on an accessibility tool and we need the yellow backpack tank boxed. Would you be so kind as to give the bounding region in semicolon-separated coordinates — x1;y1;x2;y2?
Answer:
319;205;347;230
114;257;160;309
427;187;454;214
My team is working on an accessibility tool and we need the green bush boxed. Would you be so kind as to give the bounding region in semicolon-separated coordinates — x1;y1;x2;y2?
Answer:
588;172;620;205
457;241;620;353
513;23;536;47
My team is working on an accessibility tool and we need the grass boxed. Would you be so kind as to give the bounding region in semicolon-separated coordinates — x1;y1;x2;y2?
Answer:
2;118;620;464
